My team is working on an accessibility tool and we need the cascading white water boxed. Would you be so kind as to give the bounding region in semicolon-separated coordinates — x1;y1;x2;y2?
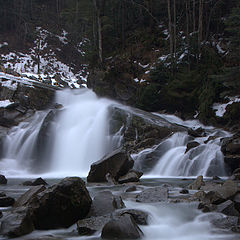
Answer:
133;114;230;177
0;88;231;178
48;89;119;177
0;89;120;177
0;111;48;176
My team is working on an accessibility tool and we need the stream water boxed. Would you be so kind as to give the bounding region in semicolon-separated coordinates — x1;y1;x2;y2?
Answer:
0;89;239;240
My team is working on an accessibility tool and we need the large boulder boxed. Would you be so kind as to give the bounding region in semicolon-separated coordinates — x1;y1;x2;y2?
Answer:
101;214;143;239
0;207;34;238
88;191;125;217
109;106;186;153
29;177;92;229
87;148;134;183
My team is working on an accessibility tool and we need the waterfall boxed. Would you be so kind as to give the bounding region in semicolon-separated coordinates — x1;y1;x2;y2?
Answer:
0;89;230;178
133;115;230;177
0;89;119;177
48;89;118;177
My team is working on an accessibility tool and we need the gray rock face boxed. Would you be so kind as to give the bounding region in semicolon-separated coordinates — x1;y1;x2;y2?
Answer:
188;176;205;190
87;148;134;183
136;187;168;203
216;200;240;216
29;177;92;229
221;136;240;173
113;209;149;225
101;214;143;239
88;191;125;217
118;170;143;184
0;207;34;238
14;185;46;208
77;215;111;235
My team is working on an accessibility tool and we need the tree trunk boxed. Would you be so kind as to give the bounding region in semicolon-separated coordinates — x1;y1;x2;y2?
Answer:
167;0;173;60
193;0;196;32
173;0;177;58
198;0;203;57
92;0;103;64
186;0;190;71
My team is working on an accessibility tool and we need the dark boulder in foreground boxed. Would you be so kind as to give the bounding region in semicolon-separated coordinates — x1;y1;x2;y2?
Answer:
101;214;143;239
87;148;134;182
1;177;92;237
30;177;92;229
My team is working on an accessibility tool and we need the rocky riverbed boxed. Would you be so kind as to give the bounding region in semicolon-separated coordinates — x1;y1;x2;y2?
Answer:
0;176;239;240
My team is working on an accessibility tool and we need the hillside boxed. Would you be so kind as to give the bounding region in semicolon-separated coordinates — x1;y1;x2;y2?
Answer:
0;0;240;130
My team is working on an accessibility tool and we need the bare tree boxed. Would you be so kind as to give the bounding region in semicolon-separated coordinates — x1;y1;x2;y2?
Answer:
167;0;173;60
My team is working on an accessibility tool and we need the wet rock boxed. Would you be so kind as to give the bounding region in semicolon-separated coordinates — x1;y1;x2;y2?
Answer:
0;192;6;197
22;178;48;187
32;178;48;186
77;215;110;235
125;186;137;192
136;187;168;203
216;200;240;216
118;170;143;184
193;190;206;201
212;176;221;181
105;173;117;185
29;177;92;229
0;174;7;184
101;214;143;239
188;176;205;190
202;191;225;205
216;180;238;200
221;136;240;172
14;185;46;208
22;181;34;186
179;189;189;194
198;203;217;212
185;141;200;153
113;209;148;225
0;207;34;238
87;148;134;182
200;212;239;231
0;196;15;207
88;191;125;217
188;128;205;137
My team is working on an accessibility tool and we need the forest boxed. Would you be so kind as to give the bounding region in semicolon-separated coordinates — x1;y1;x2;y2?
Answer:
0;0;240;127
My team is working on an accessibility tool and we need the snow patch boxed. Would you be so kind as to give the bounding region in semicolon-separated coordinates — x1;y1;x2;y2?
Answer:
0;42;8;48
0;100;13;108
213;97;240;117
1;79;18;90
